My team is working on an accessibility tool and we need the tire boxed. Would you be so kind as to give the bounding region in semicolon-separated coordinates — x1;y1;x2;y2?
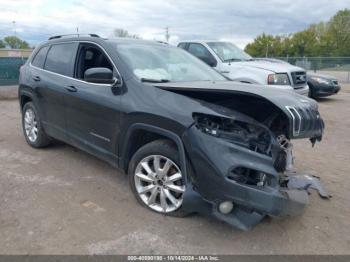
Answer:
128;139;188;217
22;102;51;148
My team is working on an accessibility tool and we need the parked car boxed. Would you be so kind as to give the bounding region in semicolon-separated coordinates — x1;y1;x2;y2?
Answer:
307;73;341;98
177;41;309;96
19;35;328;230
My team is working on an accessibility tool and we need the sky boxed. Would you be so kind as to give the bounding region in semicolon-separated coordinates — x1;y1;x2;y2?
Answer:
0;0;349;48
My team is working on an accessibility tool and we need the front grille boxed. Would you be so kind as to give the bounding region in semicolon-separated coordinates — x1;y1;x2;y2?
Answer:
291;71;307;86
285;105;324;138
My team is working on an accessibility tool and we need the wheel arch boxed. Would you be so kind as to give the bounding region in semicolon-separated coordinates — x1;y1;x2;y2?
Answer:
19;92;33;110
120;123;188;181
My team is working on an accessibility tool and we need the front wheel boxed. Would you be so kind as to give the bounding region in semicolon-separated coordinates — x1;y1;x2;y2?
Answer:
128;140;187;217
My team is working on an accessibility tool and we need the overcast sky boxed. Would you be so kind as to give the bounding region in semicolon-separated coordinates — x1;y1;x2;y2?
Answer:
0;0;349;48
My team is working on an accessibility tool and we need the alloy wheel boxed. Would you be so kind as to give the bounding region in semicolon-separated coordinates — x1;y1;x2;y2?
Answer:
24;108;38;143
134;155;185;213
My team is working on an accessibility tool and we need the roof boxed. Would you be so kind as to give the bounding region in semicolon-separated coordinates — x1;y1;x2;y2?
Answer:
177;40;222;44
41;35;168;47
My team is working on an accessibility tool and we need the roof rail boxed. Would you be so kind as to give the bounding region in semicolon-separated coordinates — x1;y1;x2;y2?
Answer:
48;34;100;40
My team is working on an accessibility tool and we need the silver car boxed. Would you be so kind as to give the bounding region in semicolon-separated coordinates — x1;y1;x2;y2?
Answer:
178;41;309;96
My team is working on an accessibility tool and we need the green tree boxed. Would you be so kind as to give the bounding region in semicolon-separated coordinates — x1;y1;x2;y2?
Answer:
245;33;277;57
326;9;350;56
3;36;30;49
244;9;350;57
0;39;5;48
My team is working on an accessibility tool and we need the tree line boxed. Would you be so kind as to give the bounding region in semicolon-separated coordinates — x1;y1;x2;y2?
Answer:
244;9;350;58
0;36;30;49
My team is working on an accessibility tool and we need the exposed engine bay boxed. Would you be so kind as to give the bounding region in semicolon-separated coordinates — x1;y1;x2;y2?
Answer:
155;82;329;229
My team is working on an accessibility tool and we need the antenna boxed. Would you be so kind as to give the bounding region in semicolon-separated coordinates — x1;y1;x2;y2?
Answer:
12;21;16;37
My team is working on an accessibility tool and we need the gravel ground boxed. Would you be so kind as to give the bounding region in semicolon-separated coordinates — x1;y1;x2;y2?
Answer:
0;85;350;255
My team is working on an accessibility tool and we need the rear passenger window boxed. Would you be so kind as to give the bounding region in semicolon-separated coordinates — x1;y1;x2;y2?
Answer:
44;43;78;77
31;46;49;68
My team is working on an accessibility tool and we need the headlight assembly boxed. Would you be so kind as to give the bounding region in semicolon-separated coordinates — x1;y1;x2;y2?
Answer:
268;73;291;85
193;113;272;155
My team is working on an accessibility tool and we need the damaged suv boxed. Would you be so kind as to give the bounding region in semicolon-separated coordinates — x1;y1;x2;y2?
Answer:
19;35;328;230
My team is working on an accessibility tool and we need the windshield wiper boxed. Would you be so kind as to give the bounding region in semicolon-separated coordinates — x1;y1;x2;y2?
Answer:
223;58;242;62
140;78;170;83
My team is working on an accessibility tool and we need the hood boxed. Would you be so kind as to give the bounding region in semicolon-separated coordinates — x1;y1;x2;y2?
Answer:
154;80;323;140
307;72;337;80
228;60;304;74
155;80;316;110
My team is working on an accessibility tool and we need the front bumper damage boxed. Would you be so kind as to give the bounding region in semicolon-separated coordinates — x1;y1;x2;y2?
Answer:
181;126;330;230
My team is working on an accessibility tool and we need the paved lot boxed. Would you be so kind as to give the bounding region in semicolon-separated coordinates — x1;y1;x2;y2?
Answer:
1;85;350;255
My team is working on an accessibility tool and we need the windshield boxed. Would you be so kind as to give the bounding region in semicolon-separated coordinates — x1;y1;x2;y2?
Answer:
114;43;225;82
207;42;252;62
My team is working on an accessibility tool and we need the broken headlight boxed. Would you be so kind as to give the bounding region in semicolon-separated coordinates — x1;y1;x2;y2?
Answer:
193;113;272;155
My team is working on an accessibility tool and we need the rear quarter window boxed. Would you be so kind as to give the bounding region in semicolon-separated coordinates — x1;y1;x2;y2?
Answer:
31;46;49;68
44;43;78;77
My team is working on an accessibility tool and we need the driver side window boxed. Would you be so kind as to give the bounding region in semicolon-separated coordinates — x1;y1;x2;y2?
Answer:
187;43;217;67
75;43;114;80
188;44;211;58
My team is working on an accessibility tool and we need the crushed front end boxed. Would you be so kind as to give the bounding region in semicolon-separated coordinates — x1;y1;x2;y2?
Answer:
181;96;329;230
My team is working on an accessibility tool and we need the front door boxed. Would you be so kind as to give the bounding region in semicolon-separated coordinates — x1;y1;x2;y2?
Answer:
64;42;122;163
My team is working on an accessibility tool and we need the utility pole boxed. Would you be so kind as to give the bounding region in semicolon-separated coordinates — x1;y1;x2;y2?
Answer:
12;21;16;37
165;26;170;43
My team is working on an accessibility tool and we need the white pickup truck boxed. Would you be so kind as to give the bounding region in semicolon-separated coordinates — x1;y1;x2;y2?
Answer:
177;41;309;96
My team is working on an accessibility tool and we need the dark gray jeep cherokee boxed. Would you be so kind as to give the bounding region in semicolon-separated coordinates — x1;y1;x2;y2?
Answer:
18;35;328;230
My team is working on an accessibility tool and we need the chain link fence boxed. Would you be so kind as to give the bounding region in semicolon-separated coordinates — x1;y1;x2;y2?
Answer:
277;57;350;83
0;57;27;86
1;56;350;85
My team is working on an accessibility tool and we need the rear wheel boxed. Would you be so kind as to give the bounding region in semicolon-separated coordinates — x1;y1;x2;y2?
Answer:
128;139;187;216
22;102;51;148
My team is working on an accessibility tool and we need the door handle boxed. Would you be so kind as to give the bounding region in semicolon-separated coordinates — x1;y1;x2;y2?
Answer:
32;76;41;82
65;85;77;92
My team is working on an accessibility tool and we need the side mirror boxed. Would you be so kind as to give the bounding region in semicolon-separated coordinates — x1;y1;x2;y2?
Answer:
84;67;116;84
199;56;217;67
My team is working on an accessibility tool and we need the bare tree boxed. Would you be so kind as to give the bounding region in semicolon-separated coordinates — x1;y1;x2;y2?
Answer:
113;28;140;39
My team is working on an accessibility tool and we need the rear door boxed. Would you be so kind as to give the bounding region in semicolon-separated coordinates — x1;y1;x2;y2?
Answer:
64;42;122;163
31;42;78;141
28;45;49;119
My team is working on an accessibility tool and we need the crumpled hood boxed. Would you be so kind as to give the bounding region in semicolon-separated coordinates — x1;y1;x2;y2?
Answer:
229;60;304;73
155;80;317;110
155;80;323;140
